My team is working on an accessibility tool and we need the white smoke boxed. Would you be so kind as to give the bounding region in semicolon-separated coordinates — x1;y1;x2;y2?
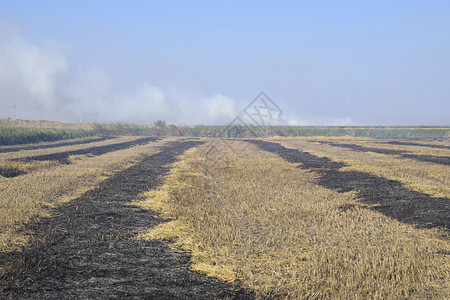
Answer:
0;36;68;110
201;94;237;123
0;32;351;126
0;33;240;124
116;84;173;123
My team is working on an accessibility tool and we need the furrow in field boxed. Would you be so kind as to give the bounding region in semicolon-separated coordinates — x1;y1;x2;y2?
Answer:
249;139;450;231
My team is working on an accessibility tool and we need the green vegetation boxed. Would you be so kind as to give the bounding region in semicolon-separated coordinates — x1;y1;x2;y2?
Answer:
268;126;450;138
91;123;450;138
0;126;95;146
1;118;449;145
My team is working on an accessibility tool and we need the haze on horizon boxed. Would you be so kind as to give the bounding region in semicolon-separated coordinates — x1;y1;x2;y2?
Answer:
0;1;449;126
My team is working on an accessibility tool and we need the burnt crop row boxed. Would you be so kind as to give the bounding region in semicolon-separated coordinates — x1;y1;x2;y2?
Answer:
248;140;450;231
0;167;26;178
315;141;450;166
383;140;450;150
0;139;251;299
12;137;162;164
0;136;116;154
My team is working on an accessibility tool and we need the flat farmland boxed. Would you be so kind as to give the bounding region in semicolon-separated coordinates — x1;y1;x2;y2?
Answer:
0;136;449;299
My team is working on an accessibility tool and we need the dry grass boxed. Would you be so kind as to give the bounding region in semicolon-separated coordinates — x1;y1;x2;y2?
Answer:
0;137;171;253
273;137;450;199
0;118;92;130
0;136;100;151
134;139;449;299
0;160;61;176
316;137;450;157
0;136;141;161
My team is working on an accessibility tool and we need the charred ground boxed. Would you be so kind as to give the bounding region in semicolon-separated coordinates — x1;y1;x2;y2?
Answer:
0;140;251;299
0;137;115;154
248;140;450;231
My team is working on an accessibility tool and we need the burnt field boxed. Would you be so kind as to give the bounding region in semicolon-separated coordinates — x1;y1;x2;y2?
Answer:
11;137;161;164
249;140;450;230
0;136;449;299
0;136;161;178
0;136;115;154
313;140;450;166
0;140;250;299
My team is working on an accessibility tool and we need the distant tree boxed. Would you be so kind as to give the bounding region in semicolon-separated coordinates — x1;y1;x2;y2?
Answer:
154;120;166;127
90;122;109;135
168;124;180;136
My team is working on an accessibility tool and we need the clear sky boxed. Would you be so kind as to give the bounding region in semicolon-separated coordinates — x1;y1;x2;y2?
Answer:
0;1;449;125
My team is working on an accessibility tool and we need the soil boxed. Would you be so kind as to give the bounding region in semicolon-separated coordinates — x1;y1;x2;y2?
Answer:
0;137;116;154
316;141;450;166
248;140;450;231
12;137;161;164
0;140;252;299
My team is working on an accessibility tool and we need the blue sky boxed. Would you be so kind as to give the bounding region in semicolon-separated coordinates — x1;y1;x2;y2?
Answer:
0;1;449;125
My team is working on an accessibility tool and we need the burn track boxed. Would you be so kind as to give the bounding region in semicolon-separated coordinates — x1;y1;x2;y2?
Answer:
12;137;161;164
0;136;116;154
383;140;450;150
314;141;450;166
248;140;450;231
0;140;251;299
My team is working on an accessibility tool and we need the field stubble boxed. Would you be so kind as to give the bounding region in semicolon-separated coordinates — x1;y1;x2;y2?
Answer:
0;137;171;254
0;136;140;161
133;139;449;299
274;137;450;200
